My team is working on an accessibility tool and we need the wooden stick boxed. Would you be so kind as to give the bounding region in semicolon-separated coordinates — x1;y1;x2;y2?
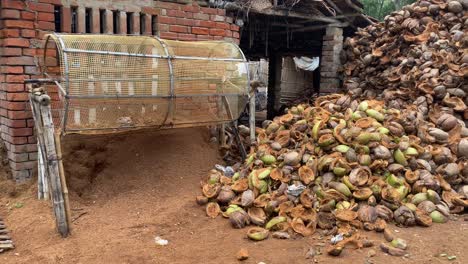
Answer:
54;132;71;230
38;98;69;237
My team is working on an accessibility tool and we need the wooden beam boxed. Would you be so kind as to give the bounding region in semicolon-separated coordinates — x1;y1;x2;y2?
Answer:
271;22;348;35
259;8;341;24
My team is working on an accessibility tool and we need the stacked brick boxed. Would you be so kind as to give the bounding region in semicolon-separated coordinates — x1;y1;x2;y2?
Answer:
0;0;241;182
319;26;343;94
156;1;240;43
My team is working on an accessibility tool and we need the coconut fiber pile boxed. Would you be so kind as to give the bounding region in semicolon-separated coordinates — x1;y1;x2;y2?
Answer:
343;0;467;121
196;92;468;256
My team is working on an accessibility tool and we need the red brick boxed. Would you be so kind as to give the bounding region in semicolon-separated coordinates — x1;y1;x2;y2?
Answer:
197;35;214;41
198;20;216;28
185;12;193;19
6;75;27;84
1;0;26;10
217;9;226;16
9;143;37;153
4;135;28;145
154;2;180;10
213;35;223;40
3;20;34;29
3;119;26;128
2;38;29;47
21;11;35;20
28;2;54;13
21;29;36;38
23;48;37;56
158;24;169;32
39;0;62;4
27;119;35;127
225;30;232;37
36;21;55;30
182;5;200;12
178;34;196;41
215;22;230;30
231;24;240;31
0;29;20;38
159;16;177;24
167;10;185;18
1;66;23;74
233;31;240;39
192;27;209;35
169;25;188;33
193;13;210;21
160;32;178;40
3;84;25;92
24;66;39;75
3;56;35;66
37;12;54;22
201;7;217;15
1;9;20;19
8;110;32;119
61;7;71;33
1;101;26;111
176;18;195;26
2;48;22;56
9;127;32;137
141;7;160;15
210;28;226;36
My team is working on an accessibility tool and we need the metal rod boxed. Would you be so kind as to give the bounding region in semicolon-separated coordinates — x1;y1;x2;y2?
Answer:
53;33;70;134
62;48;245;62
155;37;174;126
64;93;245;99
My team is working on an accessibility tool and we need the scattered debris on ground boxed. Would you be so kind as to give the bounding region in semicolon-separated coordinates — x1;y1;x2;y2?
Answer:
0;217;14;254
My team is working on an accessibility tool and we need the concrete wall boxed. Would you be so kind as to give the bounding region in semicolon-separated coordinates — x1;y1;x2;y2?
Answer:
0;0;240;181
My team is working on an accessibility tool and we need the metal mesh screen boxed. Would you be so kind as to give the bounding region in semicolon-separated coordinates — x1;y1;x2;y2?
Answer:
43;34;249;134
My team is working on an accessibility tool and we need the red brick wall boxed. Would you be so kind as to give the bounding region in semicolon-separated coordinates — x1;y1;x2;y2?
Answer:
0;0;241;181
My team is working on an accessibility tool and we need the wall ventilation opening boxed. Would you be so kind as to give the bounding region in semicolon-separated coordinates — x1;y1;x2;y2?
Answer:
85;8;92;33
139;13;146;35
99;9;106;33
54;5;62;32
126;12;134;34
151;15;158;36
71;6;78;33
113;10;120;34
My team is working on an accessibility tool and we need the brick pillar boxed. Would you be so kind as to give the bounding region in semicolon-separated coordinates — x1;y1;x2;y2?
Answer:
144;14;152;35
133;13;140;35
105;9;113;34
77;6;86;33
92;8;100;33
0;0;56;181
320;26;343;94
119;11;126;34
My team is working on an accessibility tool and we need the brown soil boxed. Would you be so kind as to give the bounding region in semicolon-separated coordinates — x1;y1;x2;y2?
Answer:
0;127;467;264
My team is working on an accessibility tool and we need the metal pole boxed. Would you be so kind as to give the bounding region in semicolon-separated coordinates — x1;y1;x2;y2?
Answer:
249;92;255;143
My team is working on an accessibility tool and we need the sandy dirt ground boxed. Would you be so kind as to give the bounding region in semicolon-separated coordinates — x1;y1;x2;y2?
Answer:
0;127;467;264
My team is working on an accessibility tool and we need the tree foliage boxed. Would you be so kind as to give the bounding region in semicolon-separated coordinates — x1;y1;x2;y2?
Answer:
361;0;416;21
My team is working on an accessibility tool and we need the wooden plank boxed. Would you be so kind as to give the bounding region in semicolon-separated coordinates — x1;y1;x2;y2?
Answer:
38;98;69;237
54;133;72;229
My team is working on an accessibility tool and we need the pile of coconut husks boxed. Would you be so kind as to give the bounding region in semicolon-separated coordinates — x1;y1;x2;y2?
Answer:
343;0;467;120
196;0;467;257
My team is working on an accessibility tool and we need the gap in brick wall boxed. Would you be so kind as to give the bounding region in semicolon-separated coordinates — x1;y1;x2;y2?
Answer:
85;8;92;33
71;6;78;33
113;10;120;34
151;15;158;36
99;9;106;34
54;5;62;32
140;13;146;35
126;12;133;34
